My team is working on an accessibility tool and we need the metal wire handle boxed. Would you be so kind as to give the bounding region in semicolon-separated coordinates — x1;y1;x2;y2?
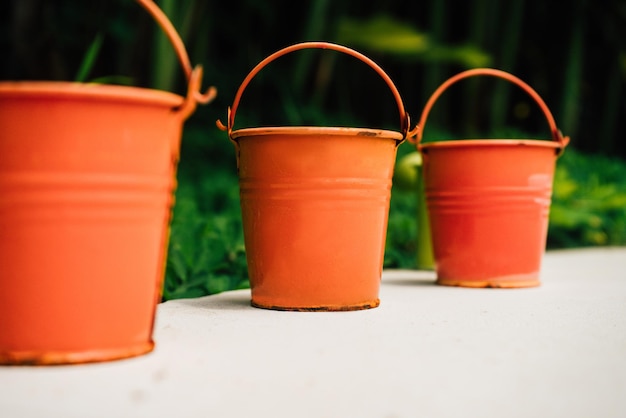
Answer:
216;41;415;141
410;68;569;152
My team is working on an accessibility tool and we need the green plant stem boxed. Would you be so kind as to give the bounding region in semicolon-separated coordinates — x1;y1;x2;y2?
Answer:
491;0;524;132
75;33;104;82
424;0;446;129
152;0;197;92
560;0;584;144
598;62;621;154
462;0;489;136
416;167;435;270
294;0;332;95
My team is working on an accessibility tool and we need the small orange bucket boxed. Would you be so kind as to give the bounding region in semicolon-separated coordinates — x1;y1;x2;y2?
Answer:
0;0;215;365
217;42;413;311
411;68;570;288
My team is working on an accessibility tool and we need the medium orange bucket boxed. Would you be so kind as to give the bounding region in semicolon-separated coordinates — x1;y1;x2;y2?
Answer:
217;42;413;311
0;0;215;365
411;68;570;288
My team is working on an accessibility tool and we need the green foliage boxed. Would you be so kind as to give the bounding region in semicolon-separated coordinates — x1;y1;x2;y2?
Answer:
162;126;249;301
163;174;249;301
4;0;624;300
383;142;420;269
336;16;491;67
548;149;626;248
337;16;430;56
384;185;419;269
163;125;626;300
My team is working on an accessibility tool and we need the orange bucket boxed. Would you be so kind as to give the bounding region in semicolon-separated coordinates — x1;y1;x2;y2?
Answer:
0;0;215;365
217;42;413;311
411;68;570;288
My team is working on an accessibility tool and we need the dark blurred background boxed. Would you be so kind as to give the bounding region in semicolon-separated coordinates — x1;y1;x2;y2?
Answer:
2;0;625;298
1;0;625;156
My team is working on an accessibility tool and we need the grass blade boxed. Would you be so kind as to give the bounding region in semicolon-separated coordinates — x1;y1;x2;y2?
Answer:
75;33;104;83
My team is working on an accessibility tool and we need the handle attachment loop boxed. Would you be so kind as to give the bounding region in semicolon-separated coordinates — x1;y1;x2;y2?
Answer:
136;0;216;118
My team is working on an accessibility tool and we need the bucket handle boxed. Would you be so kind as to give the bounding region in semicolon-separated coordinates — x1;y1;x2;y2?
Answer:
410;68;570;153
216;41;415;141
136;0;216;119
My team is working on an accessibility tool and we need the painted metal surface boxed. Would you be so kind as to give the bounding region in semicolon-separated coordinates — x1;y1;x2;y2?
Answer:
219;42;414;311
0;0;214;365
411;68;570;288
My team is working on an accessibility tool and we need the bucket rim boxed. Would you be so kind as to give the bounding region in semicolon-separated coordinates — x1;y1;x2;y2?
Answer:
231;126;404;141
419;138;564;150
0;81;184;107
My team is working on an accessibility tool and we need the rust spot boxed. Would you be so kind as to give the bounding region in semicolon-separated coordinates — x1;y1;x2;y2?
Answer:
0;341;155;366
436;278;540;289
251;299;380;312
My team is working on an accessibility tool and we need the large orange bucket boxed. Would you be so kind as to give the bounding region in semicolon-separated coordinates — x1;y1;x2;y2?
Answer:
0;0;215;365
217;42;413;311
412;68;570;288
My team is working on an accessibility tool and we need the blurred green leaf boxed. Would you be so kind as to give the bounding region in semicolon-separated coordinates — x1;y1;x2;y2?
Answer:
337;16;430;55
74;33;104;82
548;148;626;248
337;15;491;68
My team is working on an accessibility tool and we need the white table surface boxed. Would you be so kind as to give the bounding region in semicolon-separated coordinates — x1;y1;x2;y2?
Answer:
1;247;625;418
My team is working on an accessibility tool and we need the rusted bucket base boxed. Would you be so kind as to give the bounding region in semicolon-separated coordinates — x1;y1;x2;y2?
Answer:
251;299;380;312
0;341;154;366
436;275;540;289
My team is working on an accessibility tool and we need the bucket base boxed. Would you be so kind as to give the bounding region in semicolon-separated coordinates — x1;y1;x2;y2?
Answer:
251;299;380;312
0;340;154;366
436;276;540;289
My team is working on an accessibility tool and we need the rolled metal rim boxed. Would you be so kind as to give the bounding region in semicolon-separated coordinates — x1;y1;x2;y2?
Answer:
0;81;183;107
231;126;404;141
419;138;564;151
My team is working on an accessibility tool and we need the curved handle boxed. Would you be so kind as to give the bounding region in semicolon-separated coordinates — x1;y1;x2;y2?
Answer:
136;0;216;118
216;41;414;140
411;68;569;151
